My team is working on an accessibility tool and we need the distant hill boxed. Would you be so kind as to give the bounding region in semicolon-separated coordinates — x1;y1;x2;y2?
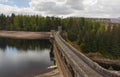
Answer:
111;18;120;24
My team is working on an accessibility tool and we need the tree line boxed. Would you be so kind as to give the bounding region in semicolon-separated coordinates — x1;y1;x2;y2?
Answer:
0;13;120;58
0;13;61;31
63;17;120;59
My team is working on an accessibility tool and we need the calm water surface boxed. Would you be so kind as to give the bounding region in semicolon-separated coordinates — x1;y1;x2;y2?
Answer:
0;38;54;77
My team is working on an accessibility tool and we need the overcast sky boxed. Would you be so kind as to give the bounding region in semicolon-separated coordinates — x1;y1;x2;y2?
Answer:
0;0;120;18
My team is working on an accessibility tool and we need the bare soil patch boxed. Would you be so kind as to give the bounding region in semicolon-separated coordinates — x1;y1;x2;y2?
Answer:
0;31;51;39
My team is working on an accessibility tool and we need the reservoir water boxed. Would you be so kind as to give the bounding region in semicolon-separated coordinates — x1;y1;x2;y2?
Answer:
0;38;54;77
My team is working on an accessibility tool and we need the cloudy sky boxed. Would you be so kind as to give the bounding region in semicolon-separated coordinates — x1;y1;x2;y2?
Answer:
0;0;120;18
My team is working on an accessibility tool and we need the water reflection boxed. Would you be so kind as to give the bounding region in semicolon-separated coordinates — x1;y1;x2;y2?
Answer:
0;38;51;51
0;38;54;77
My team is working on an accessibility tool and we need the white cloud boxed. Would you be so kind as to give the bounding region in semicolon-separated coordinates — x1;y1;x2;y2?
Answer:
0;0;120;18
29;0;120;17
82;0;120;18
29;0;72;15
0;0;9;3
0;4;40;15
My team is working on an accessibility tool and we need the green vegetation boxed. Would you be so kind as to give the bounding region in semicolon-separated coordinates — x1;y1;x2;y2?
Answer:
63;17;120;59
0;13;120;59
0;13;61;31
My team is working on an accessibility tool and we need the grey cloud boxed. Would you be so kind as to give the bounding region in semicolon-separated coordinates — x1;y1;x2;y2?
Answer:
95;0;120;13
66;0;84;10
0;0;120;18
30;1;73;15
35;2;56;11
47;4;72;15
40;2;72;15
29;0;84;15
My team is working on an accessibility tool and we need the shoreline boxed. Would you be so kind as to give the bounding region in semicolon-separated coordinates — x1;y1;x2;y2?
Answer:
34;69;62;77
0;31;51;39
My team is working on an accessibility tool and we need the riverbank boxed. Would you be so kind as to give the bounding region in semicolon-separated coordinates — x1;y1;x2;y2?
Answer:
34;69;62;77
0;31;51;39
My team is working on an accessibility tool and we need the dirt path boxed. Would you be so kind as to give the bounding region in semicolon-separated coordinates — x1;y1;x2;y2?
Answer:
0;31;51;39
